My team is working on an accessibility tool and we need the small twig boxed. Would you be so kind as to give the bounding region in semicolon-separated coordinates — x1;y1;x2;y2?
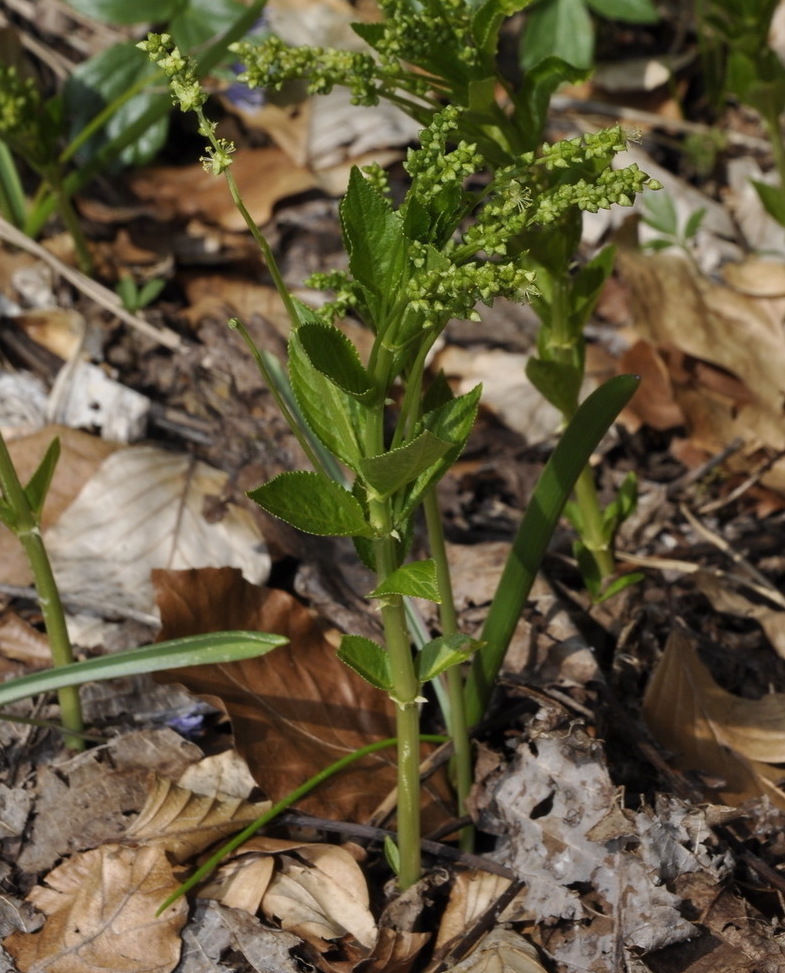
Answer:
0;215;181;350
697;447;785;514
679;502;785;606
665;438;745;499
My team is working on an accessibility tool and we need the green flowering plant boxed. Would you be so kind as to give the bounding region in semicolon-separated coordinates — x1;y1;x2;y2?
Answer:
232;0;660;599
139;27;651;891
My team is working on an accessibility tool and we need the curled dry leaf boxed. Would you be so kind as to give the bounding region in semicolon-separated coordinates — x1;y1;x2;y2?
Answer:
3;844;187;973
643;627;785;808
153;567;453;827
125;774;272;864
441;927;547;973
434;870;516;953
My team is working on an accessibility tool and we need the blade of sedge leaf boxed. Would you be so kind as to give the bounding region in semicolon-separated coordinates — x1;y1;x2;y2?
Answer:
463;373;640;726
0;632;287;707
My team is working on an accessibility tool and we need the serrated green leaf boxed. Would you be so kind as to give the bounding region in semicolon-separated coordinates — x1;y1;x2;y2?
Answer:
337;635;391;691
23;436;60;520
249;472;373;537
416;634;479;683
0;631;287;707
370;560;440;602
289;331;364;471
398;385;482;521
361;431;452;498
296;322;372;398
526;357;581;416
340;167;406;316
586;0;658;23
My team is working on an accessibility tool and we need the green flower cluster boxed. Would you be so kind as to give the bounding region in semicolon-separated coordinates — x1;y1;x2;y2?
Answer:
530;163;654;223
403;106;482;204
0;66;53;168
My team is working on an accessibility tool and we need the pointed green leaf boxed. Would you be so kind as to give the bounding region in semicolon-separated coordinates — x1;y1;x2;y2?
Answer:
340;167;406;308
24;436;60;519
594;570;644;603
641;189;678;235
525;357;581;416
289;331;364;470
521;0;593;70
753;181;785;228
586;0;658;23
370;560;440;602
0;631;287;708
297;322;372;398
337;634;391;691
416;634;479;684
249;472;373;537
361;431;452;498
683;207;707;240
398;385;482;521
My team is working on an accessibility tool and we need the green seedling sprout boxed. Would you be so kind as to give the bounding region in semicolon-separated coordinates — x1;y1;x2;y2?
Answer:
141;25;648;890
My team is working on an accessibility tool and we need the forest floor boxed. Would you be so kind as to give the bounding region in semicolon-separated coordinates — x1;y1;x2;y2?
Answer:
3;2;785;972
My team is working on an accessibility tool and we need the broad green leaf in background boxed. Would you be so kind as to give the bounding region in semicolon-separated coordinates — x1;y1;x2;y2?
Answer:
64;0;180;22
525;357;581;417
753;180;785;228
169;0;251;52
416;634;479;683
249;472;374;537
586;0;657;22
0;632;288;707
369;560;440;602
338;635;392;692
521;0;594;70
360;432;452;498
64;43;169;168
296;323;373;398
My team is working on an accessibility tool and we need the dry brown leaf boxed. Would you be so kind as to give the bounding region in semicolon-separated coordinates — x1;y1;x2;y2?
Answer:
618;250;785;488
0;611;53;667
44;446;269;615
643;627;785;807
693;570;785;660
125;775;271;864
261;844;377;952
128;147;317;231
153;567;453;827
722;257;785;297
434;871;514;952
442;927;547;973
3;844;187;973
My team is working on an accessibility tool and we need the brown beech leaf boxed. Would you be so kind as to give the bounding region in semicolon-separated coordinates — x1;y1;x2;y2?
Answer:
153;568;452;826
124;774;272;864
643;627;785;807
3;844;187;973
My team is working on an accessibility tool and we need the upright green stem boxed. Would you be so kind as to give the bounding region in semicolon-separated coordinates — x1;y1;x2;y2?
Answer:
0;433;84;749
423;488;473;851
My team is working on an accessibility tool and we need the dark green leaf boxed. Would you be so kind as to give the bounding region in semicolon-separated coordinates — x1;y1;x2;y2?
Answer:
520;0;594;70
340;167;406;316
422;371;455;414
296;322;373;398
24;437;60;520
753;180;785;228
416;634;479;683
568;244;616;333
337;635;391;691
64;43;169;168
249;472;373;537
526;357;581;416
360;431;452;497
289;331;364;471
370;560;440;602
586;0;658;23
574;539;602;598
0;631;288;707
170;0;249;52
683;206;707;240
63;0;179;22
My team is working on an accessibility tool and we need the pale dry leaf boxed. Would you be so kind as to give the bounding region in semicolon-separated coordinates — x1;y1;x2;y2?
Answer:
3;844;187;973
44;447;269;615
125;775;271;864
262;845;377;951
201;855;276;915
642;627;785;807
435;871;513;952
722;257;785;297
446;927;546;973
177;749;258;801
693;570;785;660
